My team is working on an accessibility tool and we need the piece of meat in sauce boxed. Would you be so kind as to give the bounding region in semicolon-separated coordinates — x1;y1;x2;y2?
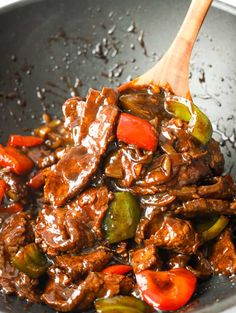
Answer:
209;227;236;275
35;186;109;256
130;245;162;273
105;144;153;187
0;212;39;302
55;248;112;280
175;198;236;217
44;87;118;207
144;215;200;254
42;270;134;312
169;175;236;201
0;169;29;205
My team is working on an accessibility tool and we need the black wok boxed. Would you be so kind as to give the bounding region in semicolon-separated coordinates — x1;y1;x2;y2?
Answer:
0;0;236;312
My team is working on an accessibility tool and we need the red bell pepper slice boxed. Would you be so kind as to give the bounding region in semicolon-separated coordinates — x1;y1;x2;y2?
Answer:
28;171;46;189
8;135;43;147
0;202;23;214
117;113;158;151
136;268;197;311
102;264;133;275
0;145;34;175
0;179;7;204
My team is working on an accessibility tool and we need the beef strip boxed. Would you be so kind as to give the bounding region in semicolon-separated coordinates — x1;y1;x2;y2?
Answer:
169;175;236;201
68;185;109;239
144;215;200;254
25;145;57;169
63;96;85;133
206;139;224;175
187;252;212;279
175;198;236;217
209;227;236;275
35;206;94;257
0;169;28;204
41;270;134;312
13;272;40;302
167;253;191;269
197;175;236;199
105;144;153;187
0;213;39;302
55;248;112;280
44;88;118;207
1;212;34;257
130;245;162;273
35;186;109;256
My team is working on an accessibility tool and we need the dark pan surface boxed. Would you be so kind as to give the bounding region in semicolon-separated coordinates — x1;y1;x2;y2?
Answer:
0;0;236;312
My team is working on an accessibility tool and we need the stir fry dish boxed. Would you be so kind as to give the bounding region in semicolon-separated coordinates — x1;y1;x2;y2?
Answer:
0;86;236;312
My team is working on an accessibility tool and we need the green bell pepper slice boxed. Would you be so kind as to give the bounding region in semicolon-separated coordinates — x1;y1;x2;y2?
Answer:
195;215;229;242
103;192;141;244
95;295;152;313
165;96;213;145
12;243;49;278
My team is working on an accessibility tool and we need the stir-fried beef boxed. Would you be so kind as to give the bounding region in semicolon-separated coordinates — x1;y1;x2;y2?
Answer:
145;215;200;254
130;245;162;273
0;213;38;301
1;212;34;257
1;85;236;312
209;227;236;275
169;175;236;201
67;186;109;239
187;252;212;279
42;270;134;312
35;186;109;256
35;206;94;256
63;96;85;133
55;248;113;280
167;253;191;269
175;198;236;217
44;88;118;207
206;139;225;175
0;169;28;204
105;145;152;187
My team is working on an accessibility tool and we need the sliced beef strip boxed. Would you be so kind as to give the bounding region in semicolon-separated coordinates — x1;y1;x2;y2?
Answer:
35;206;94;257
175;198;236;217
68;185;109;239
144;215;200;254
175;158;211;187
187;252;212;279
169;175;236;201
197;175;236;199
13;272;40;302
130;245;162;273
35;186;109;256
209;227;236;275
1;212;34;257
0;213;39;302
41;270;134;312
105;145;152;187
206;139;224;175
44;88;118;207
55;248;112;280
0;169;28;205
25;145;57;169
167;253;191;269
62;96;86;132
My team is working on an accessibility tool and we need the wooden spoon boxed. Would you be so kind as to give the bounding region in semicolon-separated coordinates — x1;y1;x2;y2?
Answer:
119;0;213;100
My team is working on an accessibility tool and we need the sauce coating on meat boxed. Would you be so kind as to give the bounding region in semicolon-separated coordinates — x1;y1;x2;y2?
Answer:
0;86;236;312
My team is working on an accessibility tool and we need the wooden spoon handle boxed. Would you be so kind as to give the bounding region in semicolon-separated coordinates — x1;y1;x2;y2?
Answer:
130;0;213;99
172;0;213;52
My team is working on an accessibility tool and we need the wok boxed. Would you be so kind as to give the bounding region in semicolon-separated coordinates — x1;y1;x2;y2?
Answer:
0;0;236;312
